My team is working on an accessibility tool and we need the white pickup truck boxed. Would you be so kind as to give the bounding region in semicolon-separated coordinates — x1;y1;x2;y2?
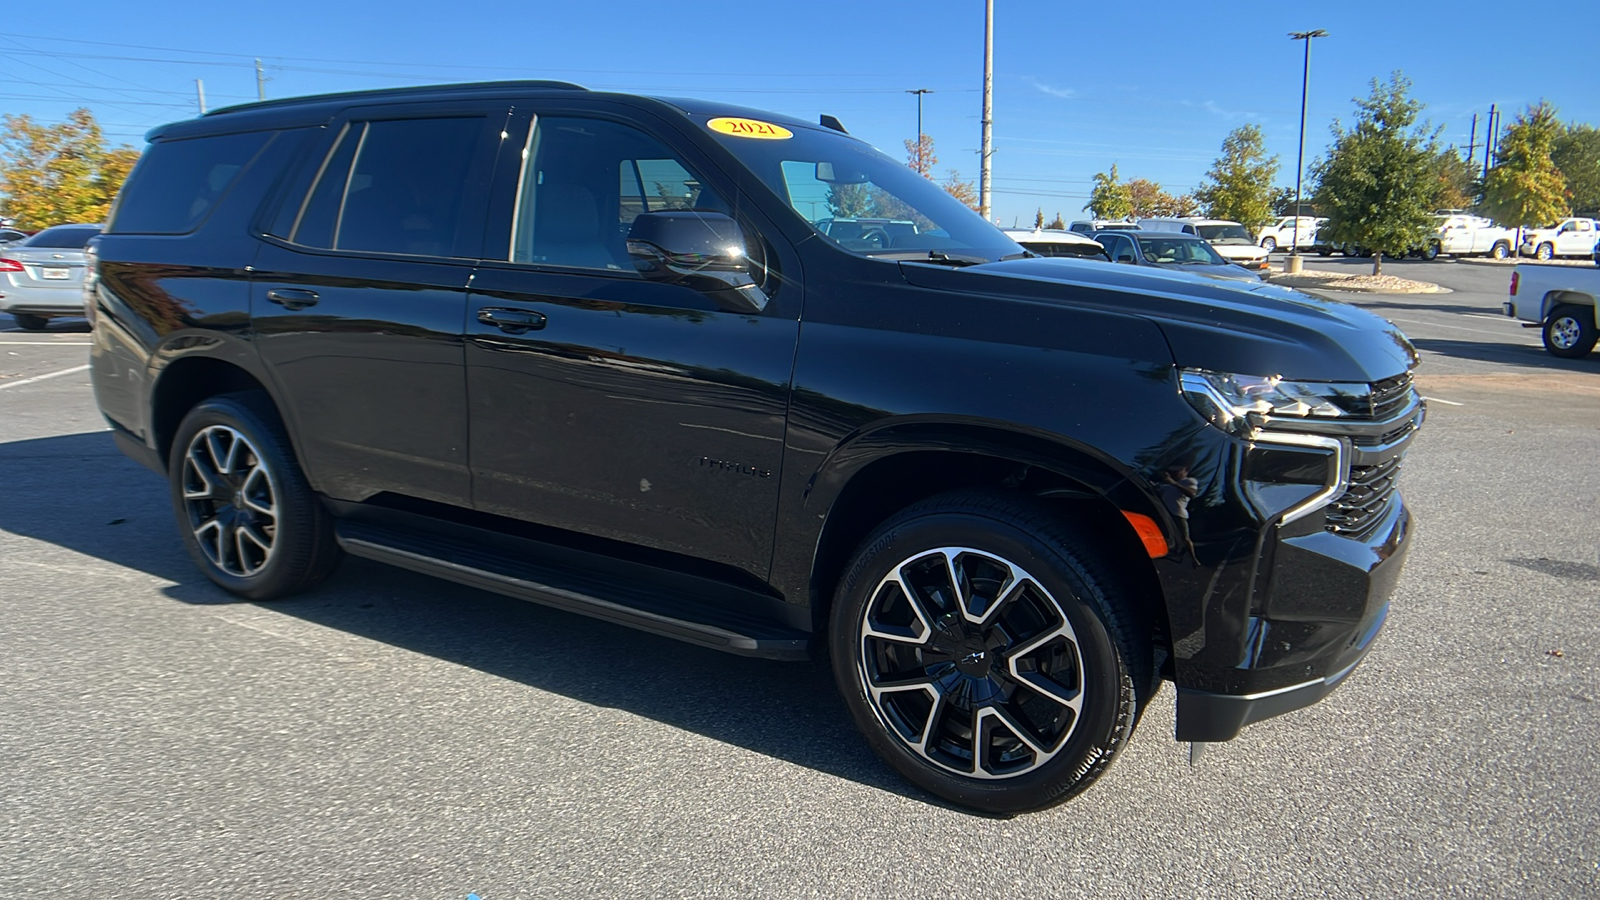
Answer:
1505;261;1600;358
1519;217;1600;260
1429;214;1517;260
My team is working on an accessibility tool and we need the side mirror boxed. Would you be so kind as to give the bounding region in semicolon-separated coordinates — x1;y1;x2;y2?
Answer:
1116;252;1136;264
626;211;767;314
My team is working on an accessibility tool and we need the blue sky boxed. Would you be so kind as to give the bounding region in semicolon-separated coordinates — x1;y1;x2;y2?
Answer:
3;1;1596;226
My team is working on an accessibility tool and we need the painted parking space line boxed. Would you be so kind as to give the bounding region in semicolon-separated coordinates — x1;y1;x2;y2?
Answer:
0;363;90;391
1422;395;1465;407
0;340;92;345
1461;314;1518;322
1383;315;1531;338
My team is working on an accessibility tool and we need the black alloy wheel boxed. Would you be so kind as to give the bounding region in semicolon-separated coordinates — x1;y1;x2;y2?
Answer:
11;312;47;330
830;491;1149;814
169;392;341;600
1543;304;1598;359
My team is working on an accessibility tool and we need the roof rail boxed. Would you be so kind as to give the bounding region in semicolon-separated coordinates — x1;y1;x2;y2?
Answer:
205;80;587;116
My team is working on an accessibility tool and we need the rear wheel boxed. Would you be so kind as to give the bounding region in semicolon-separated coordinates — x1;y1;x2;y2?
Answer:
1543;304;1598;358
169;392;341;600
829;491;1149;814
11;313;47;330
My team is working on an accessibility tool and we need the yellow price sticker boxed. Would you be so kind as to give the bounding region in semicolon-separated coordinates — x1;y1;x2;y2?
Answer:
707;117;794;140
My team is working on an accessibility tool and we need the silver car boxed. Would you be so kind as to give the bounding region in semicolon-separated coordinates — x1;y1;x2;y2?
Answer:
0;224;101;330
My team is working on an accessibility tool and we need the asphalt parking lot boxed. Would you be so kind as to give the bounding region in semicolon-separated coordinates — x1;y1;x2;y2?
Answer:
3;260;1598;898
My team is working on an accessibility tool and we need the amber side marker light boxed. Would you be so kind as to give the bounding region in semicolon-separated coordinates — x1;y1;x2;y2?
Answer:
1121;511;1169;558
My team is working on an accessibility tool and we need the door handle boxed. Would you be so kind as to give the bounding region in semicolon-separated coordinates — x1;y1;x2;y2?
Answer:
265;288;319;310
477;307;547;334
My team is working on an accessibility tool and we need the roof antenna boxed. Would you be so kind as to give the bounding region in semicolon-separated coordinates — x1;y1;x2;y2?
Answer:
819;114;848;134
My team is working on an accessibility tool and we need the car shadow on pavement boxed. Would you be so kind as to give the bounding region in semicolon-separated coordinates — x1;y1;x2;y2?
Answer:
1407;336;1600;372
0;430;934;805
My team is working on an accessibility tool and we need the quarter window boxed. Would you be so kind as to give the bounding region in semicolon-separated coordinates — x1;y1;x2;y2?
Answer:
107;130;275;234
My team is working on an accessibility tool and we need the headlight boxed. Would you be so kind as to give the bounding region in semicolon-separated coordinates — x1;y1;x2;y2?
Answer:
1180;368;1369;435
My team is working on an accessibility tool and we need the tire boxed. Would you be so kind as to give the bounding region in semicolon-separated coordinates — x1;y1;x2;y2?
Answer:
1261;237;1277;253
1535;243;1555;261
11;312;47;330
168;392;341;600
1490;241;1510;260
1316;246;1333;257
1542;304;1598;359
829;491;1149;815
1421;242;1440;261
1340;244;1359;258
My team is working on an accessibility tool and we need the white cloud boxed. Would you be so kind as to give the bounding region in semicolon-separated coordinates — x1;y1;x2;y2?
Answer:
1024;77;1077;100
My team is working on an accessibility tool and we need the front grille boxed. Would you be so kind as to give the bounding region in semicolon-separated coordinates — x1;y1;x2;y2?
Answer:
1370;371;1414;419
1327;455;1403;536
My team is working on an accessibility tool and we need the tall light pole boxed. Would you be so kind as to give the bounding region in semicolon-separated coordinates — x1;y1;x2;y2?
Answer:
979;0;994;221
1287;29;1327;274
907;89;933;175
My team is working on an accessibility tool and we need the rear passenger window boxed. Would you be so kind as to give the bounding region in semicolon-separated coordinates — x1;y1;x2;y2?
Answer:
289;117;485;257
107;131;274;234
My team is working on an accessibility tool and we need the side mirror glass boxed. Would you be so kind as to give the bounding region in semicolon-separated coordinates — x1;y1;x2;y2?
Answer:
1116;252;1135;263
627;211;767;314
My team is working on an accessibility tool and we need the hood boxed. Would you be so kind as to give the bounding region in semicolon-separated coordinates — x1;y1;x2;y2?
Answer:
1147;261;1259;282
898;257;1417;384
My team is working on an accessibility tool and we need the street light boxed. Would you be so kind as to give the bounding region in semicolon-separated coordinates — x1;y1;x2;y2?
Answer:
906;89;933;175
1288;29;1328;274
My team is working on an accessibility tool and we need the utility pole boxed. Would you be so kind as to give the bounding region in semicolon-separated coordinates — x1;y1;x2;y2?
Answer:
1481;103;1497;186
1287;29;1328;274
195;78;207;114
978;0;994;221
906;89;933;175
1466;113;1477;164
255;58;266;101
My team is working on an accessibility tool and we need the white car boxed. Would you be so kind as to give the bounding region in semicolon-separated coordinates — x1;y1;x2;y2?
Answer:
1002;228;1108;259
1429;214;1517;260
1256;216;1326;253
1135;217;1271;275
1067;219;1140;234
1519;218;1599;259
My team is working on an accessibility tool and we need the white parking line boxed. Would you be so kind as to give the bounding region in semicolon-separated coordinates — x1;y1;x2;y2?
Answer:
1422;395;1465;407
1461;314;1516;322
0;340;92;345
0;363;90;391
1383;315;1528;337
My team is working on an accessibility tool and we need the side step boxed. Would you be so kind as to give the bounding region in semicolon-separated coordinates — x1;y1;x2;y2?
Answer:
334;521;811;661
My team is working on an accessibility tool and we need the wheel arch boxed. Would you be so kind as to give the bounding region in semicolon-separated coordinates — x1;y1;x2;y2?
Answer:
1543;290;1598;322
149;355;282;471
803;421;1173;657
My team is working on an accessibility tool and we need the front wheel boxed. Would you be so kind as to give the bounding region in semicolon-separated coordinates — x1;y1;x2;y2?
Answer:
1316;246;1333;257
1261;237;1277;253
1535;243;1555;261
169;392;341;600
1421;242;1440;261
829;492;1148;814
1543;304;1598;358
1490;241;1510;260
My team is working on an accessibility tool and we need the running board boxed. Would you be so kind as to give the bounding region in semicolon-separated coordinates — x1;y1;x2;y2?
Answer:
334;521;810;661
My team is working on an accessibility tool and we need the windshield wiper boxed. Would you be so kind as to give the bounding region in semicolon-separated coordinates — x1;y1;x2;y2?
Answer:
872;250;988;267
998;251;1034;261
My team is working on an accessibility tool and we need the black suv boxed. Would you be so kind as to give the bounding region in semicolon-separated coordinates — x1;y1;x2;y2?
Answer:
88;82;1421;814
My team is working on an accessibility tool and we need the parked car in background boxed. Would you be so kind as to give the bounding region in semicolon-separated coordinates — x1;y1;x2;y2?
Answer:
1067;218;1140;234
1002;227;1108;259
0;223;101;330
1091;229;1261;281
1136;218;1271;274
1256;216;1326;253
0;228;30;246
1519;217;1599;259
1505;262;1600;358
1430;214;1517;260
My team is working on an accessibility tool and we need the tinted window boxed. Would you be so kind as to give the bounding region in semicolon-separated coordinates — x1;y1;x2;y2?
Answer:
512;117;724;271
21;225;100;249
108;131;272;234
289;117;484;257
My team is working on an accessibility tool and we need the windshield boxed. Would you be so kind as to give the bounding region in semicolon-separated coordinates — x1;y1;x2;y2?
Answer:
704;118;1019;261
1194;224;1252;243
1137;236;1228;265
21;225;99;249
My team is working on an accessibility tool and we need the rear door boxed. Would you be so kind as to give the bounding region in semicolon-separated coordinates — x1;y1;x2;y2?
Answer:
463;104;800;579
252;102;510;507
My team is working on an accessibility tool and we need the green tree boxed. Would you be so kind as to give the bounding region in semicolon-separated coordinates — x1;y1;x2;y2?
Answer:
1045;212;1066;229
1126;178;1186;217
1481;102;1568;229
1431;147;1479;211
1033;208;1045;229
1086;163;1132;219
1310;73;1441;275
827;183;874;218
1269;186;1297;216
1170;192;1202;217
0;108;138;229
1194;124;1279;229
1552;123;1600;215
